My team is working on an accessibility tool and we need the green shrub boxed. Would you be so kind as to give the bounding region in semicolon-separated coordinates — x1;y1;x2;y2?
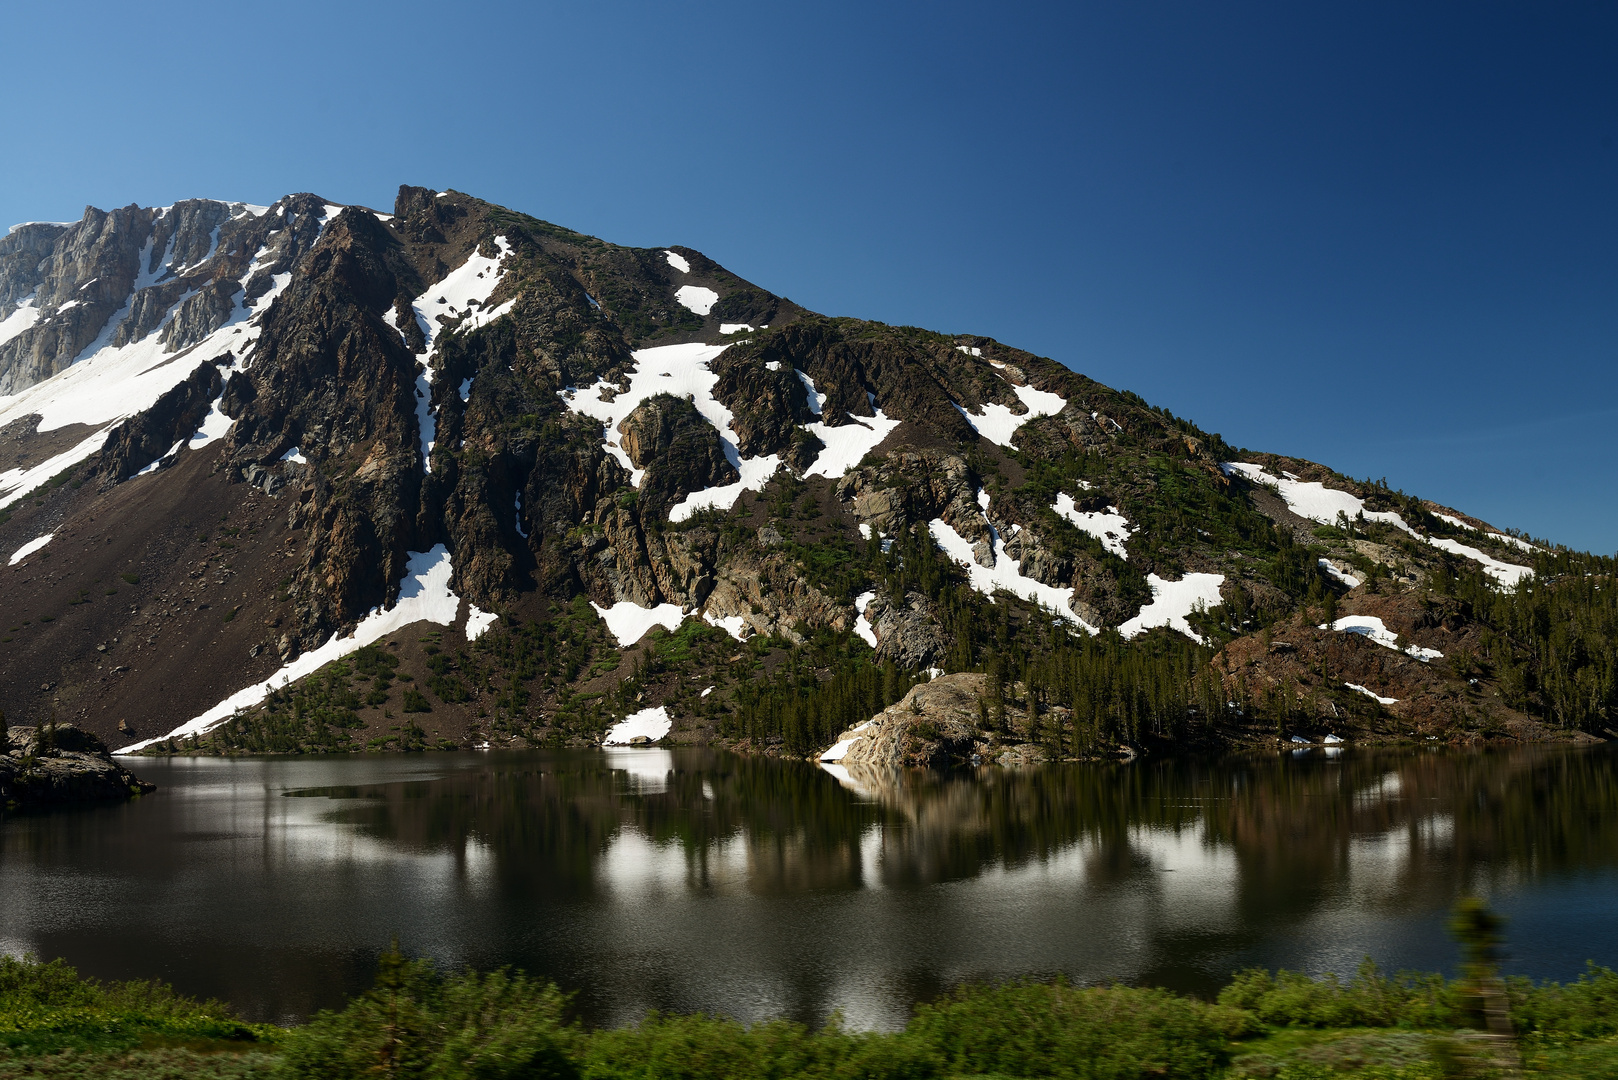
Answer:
275;949;575;1080
401;689;431;713
580;1013;935;1080
906;979;1250;1080
1217;960;1463;1030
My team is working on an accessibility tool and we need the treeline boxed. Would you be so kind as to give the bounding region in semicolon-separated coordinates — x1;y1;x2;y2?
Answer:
1432;549;1618;733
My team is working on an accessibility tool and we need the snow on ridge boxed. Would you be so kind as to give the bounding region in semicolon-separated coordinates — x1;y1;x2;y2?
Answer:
1222;461;1532;589
664;250;691;274
1429;537;1533;588
1320;614;1443;662
720;323;754;335
1051;491;1132;559
7;533;52;566
592;599;686;646
804;407;900;480
1118;572;1225;644
953;381;1066;448
603;706;672;745
674;284;718;316
703;611;748;641
1346;682;1399;706
117;545;463;754
853;590;878;648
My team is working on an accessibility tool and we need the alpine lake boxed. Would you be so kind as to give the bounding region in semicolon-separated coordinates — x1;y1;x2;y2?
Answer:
2;744;1616;1029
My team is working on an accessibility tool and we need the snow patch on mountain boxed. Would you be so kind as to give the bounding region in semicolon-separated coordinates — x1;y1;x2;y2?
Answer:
854;590;878;648
117;545;463;754
1345;683;1398;706
465;605;498;642
804;406;901;479
1320;614;1443;662
953;381;1066;448
1429;537;1533;588
929;516;1097;633
603;706;672;745
1118;573;1225;644
1051;492;1133;559
664;250;690;274
674;285;718;316
7;533;52;566
0;295;40;349
592;600;686;646
1318;558;1363;588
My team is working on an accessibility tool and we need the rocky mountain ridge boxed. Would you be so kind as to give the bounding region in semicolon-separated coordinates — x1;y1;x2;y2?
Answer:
0;186;1609;764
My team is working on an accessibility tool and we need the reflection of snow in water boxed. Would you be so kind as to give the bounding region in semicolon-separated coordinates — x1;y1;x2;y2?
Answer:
604;748;675;794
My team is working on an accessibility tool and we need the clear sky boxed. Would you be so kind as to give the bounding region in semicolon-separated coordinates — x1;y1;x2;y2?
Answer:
4;2;1615;552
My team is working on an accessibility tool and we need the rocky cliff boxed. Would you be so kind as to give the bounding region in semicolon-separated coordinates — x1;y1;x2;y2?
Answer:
0;186;1608;762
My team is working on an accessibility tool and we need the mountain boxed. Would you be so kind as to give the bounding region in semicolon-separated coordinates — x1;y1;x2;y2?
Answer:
0;187;1612;762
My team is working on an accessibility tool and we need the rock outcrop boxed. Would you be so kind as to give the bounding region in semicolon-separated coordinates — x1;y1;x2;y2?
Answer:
1;724;156;809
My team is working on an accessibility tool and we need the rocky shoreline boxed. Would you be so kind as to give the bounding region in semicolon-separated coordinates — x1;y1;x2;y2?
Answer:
1;723;156;810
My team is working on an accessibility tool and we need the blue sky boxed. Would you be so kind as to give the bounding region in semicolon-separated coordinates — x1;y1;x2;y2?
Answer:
4;2;1615;551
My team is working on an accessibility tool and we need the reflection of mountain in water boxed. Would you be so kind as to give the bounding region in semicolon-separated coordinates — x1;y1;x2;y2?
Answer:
292;746;1618;923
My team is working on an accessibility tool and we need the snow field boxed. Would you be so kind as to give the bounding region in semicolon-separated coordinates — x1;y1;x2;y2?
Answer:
952;380;1067;448
603;706;672;745
854;590;878;648
1428;537;1534;588
674;285;719;316
7;533;52;565
1319;614;1443;662
465;605;498;641
1345;683;1399;705
703;611;748;641
1051;492;1133;559
0;295;40;349
1223;461;1532;589
664;250;690;274
399;237;513;471
591;600;686;646
1117;573;1226;644
719;323;754;335
278;446;307;465
928;517;1098;633
117;545;464;754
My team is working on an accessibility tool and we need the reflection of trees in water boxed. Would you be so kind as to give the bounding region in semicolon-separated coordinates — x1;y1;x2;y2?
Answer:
292;746;1618;912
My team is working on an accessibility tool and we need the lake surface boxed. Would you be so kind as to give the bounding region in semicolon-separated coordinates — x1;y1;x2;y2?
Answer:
3;746;1617;1030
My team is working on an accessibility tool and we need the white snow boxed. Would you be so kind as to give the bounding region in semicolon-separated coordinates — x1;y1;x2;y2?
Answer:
820;736;860;762
592;600;686;646
804;406;900;479
795;369;824;415
0;295;41;349
279;446;307;465
858;523;872;540
1223;462;1532;588
1434;512;1473;531
956;345;983;357
703;611;748;641
701;686;714;697
1051;492;1133;559
1428;537;1533;588
465;604;498;641
953;381;1067;448
1318;558;1363;589
719;323;754;335
117;545;462;754
401;237;514;471
1319;614;1443;662
188;395;234;448
0;428;112;509
458;377;472;402
603;705;672;745
513;492;528;539
1490;533;1540;553
1220;462;1421;537
1345;683;1399;706
7;533;53;565
1117;572;1226;644
853;590;878;648
133;439;184;476
664;250;690;274
674;285;718;316
929;516;1098;633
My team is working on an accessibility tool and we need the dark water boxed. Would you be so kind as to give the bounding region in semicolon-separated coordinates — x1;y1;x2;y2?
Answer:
3;746;1617;1030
